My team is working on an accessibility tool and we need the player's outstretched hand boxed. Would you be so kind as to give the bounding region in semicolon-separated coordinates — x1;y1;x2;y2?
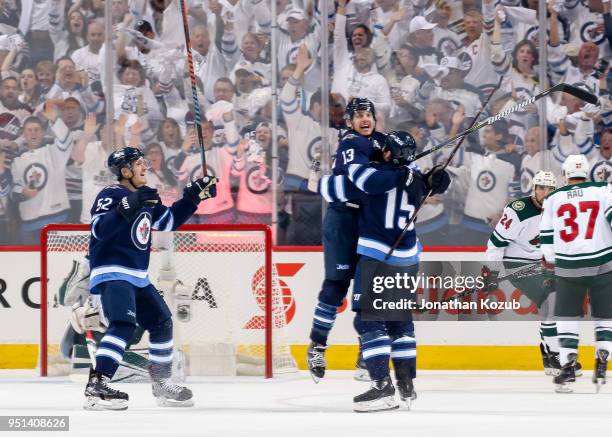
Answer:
425;166;451;194
183;176;218;205
117;186;160;221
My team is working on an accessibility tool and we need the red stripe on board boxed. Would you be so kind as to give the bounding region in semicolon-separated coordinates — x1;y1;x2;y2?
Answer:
0;245;40;252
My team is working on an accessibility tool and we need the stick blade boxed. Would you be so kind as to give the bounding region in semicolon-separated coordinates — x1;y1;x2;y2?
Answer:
558;84;598;104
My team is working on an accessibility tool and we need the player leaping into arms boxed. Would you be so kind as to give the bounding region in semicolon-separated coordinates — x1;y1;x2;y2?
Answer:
84;147;217;410
540;154;612;393
484;171;560;375
314;132;450;411
307;98;387;382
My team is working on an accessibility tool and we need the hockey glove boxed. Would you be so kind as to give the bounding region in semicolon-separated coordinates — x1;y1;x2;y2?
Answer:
70;295;107;334
480;265;499;293
425;166;451;195
183;176;218;205
116;186;160;221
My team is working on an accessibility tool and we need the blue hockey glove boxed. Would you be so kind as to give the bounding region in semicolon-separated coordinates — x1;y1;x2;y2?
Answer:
183;176;218;205
425;166;451;195
116;186;160;221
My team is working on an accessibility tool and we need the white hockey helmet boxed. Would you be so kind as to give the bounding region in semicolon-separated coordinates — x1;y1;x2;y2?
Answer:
532;170;557;189
562;154;590;180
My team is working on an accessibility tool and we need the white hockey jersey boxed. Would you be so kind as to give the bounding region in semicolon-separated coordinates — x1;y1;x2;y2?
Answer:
487;196;543;264
11;120;74;221
540;181;612;277
459;152;516;221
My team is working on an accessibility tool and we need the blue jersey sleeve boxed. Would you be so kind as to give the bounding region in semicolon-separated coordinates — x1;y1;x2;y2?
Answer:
318;166;411;203
90;186;198;239
150;196;197;231
346;163;409;194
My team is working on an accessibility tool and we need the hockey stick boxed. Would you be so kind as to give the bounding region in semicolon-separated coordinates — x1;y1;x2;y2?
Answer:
384;76;503;260
85;330;97;368
413;262;543;313
385;83;597;260
178;0;207;174
411;83;597;162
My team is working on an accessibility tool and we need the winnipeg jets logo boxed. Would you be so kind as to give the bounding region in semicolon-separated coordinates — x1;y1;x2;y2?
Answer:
581;21;606;45
590;161;612;182
520;168;535;195
23;163;48;190
131;212;152;250
477;170;496;193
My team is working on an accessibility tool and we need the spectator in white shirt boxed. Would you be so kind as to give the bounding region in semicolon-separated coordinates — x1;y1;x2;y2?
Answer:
71;20;105;83
333;47;391;116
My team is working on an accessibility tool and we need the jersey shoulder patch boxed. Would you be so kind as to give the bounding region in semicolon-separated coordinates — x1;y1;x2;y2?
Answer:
507;196;540;221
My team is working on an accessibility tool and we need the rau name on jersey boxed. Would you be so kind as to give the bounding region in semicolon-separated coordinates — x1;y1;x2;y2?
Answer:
567;189;583;199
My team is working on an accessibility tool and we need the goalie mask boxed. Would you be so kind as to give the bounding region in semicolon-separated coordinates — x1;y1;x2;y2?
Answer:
562;154;590;180
384;130;417;166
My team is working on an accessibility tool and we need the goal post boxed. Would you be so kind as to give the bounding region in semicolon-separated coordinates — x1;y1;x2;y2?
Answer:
39;223;297;379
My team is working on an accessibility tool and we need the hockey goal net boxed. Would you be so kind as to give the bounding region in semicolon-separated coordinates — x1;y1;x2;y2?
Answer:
40;223;297;378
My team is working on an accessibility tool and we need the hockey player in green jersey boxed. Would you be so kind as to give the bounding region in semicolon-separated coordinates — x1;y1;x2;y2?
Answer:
485;171;560;375
540;154;612;393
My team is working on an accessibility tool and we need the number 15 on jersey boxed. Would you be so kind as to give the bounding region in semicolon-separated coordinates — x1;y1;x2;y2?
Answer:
385;188;415;230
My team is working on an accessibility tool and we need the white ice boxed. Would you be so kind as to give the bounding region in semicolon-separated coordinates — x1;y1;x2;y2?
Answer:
1;370;611;437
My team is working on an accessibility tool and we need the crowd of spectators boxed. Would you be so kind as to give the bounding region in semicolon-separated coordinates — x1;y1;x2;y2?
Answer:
0;0;611;246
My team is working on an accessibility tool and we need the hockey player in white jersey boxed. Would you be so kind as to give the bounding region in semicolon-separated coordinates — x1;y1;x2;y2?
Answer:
540;154;612;393
485;171;560;375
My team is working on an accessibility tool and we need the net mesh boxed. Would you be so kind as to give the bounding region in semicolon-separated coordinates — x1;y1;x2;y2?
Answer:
42;226;296;376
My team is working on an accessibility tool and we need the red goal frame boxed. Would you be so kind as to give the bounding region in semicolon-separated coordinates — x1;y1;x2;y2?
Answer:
39;223;274;378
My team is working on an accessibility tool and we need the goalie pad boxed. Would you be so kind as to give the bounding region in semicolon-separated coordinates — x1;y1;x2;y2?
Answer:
59;257;91;306
70;295;107;334
157;267;193;323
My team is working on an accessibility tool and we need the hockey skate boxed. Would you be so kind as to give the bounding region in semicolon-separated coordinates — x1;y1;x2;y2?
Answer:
353;376;399;413
554;353;577;393
83;367;129;411
396;379;417;409
574;360;583;377
307;341;327;383
152;379;194;407
542;349;561;376
354;347;370;382
592;349;609;393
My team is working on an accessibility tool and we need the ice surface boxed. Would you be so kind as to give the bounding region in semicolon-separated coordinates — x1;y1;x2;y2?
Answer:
1;370;611;437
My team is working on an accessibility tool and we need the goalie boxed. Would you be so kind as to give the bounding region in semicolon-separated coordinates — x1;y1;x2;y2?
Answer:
58;257;154;383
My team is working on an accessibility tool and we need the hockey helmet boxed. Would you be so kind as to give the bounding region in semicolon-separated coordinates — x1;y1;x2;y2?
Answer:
562;154;590;180
107;147;145;180
384;130;417;165
532;170;557;189
344;97;376;121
